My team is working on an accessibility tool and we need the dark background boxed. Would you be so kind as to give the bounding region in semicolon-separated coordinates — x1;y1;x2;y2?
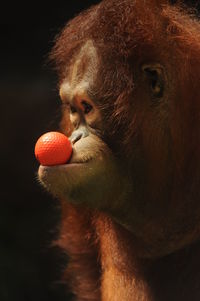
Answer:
0;1;199;301
0;2;99;301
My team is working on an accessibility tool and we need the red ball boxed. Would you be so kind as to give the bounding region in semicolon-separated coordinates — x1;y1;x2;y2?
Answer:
35;132;72;166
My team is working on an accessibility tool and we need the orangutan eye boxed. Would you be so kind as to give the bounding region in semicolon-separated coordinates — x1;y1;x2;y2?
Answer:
70;105;77;114
81;100;93;114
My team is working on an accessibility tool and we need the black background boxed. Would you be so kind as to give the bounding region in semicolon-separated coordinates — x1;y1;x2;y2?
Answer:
0;1;199;301
0;2;99;301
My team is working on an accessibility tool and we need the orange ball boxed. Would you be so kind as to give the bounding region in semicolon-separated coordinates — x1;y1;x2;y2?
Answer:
35;132;72;166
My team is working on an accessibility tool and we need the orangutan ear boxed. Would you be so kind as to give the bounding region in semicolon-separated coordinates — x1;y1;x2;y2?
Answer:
142;63;166;98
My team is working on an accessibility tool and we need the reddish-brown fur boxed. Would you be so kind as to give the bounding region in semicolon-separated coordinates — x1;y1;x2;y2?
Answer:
58;204;200;300
50;1;200;300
